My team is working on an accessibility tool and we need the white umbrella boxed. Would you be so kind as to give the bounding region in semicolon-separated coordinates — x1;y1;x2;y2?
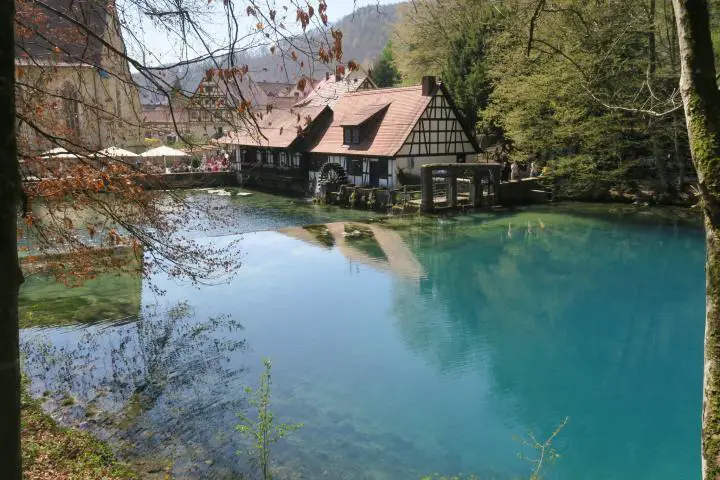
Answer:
40;147;82;159
141;145;189;172
140;146;189;158
96;146;138;158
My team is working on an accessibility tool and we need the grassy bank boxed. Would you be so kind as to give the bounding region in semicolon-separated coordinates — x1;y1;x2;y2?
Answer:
22;385;137;479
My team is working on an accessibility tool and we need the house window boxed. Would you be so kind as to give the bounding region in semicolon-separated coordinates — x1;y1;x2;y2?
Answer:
267;151;275;166
348;158;363;176
292;153;301;168
279;151;287;167
256;150;263;163
376;158;389;178
343;127;360;145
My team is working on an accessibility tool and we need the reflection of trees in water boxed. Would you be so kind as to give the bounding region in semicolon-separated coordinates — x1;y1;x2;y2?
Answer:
392;214;705;477
21;302;246;475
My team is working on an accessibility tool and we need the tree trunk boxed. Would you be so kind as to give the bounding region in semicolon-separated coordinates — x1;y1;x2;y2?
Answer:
0;1;22;479
671;1;720;479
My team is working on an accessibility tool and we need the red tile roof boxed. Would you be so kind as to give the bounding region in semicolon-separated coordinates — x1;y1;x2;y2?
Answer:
217;105;327;148
309;86;432;157
339;103;390;127
218;73;372;149
294;72;373;108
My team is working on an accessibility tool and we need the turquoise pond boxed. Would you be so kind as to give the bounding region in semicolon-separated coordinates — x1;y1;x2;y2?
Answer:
20;196;706;479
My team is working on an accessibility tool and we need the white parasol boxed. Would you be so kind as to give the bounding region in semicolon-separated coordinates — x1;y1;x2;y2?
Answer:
140;145;190;172
95;146;138;158
140;146;189;158
40;147;82;159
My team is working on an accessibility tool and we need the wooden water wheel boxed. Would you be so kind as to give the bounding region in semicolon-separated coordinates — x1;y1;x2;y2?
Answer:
318;162;348;192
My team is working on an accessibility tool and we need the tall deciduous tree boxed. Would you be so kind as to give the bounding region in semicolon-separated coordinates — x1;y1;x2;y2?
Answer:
0;4;22;480
670;3;720;479
482;0;694;198
393;0;496;85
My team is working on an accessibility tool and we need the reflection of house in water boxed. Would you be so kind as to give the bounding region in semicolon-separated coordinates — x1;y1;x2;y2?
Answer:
281;222;425;280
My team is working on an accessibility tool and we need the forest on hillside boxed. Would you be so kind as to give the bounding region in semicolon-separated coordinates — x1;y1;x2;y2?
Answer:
375;0;720;203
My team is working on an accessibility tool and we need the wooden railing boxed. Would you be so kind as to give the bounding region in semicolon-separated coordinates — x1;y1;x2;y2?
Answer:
390;184;422;205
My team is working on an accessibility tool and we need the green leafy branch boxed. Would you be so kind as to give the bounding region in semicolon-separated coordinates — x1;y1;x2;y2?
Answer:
236;358;303;480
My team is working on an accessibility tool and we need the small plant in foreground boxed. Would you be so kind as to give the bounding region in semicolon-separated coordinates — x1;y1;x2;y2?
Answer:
516;417;569;480
423;417;569;480
236;359;303;480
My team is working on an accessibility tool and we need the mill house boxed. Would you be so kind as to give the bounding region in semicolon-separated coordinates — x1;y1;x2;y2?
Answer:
218;76;480;194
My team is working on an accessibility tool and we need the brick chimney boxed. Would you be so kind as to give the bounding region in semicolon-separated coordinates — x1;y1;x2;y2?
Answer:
421;76;436;96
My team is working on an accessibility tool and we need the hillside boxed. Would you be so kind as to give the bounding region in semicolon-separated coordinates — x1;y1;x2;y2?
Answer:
333;3;400;67
133;3;401;101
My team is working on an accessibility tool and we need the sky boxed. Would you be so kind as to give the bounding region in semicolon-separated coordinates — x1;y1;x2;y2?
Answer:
120;0;404;67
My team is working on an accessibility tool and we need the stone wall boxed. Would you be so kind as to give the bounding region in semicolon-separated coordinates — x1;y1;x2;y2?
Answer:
237;170;308;195
498;178;552;204
138;172;239;189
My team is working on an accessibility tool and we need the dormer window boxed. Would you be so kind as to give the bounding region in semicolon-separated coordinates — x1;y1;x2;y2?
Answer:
340;102;389;147
343;127;360;145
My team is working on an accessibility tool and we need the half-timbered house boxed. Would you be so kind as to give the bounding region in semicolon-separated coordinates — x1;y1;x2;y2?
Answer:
307;76;479;190
219;75;477;193
217;72;376;191
139;68;270;140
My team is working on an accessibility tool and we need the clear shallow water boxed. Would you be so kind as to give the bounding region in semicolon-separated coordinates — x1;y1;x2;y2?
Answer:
21;205;705;479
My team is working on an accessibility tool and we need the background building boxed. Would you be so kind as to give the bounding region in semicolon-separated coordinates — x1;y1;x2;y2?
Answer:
15;0;143;155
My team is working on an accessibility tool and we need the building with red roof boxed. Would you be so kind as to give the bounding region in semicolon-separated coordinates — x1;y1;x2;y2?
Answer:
219;76;479;194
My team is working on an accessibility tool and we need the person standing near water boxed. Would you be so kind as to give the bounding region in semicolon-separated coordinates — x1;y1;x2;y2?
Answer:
530;162;538;177
510;161;520;181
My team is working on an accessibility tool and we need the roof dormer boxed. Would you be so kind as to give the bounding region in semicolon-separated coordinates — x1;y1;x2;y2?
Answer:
340;102;390;146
